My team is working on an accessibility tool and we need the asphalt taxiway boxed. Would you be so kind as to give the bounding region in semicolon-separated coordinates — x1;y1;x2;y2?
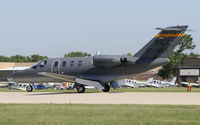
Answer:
0;92;200;105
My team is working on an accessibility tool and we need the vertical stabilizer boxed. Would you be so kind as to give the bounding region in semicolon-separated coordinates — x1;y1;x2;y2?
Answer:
134;25;188;60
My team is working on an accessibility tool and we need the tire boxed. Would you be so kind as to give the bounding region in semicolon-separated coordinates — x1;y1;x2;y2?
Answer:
26;85;33;92
102;84;110;92
76;85;85;93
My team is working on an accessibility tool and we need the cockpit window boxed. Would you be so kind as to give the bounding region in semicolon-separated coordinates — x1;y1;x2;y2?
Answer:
32;61;42;69
39;60;47;68
32;60;47;69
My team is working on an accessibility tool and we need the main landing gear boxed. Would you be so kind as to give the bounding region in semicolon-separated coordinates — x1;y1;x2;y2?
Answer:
102;84;110;92
76;84;85;93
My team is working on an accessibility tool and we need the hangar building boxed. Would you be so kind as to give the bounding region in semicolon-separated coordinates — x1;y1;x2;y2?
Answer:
177;58;200;86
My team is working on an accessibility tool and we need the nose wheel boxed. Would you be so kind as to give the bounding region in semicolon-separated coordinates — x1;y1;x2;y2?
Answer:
102;84;110;92
26;85;33;92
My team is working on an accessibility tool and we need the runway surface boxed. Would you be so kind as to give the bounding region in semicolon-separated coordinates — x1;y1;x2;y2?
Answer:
0;92;200;105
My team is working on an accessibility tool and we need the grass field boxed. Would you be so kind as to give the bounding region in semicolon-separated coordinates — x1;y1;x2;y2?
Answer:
0;104;200;125
0;87;200;93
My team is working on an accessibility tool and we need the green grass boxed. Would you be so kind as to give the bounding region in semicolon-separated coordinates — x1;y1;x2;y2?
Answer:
1;87;200;93
0;104;200;125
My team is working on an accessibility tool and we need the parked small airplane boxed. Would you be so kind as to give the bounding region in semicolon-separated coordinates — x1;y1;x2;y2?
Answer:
7;25;188;93
181;82;200;88
116;79;146;88
10;83;52;91
145;77;177;88
10;83;30;91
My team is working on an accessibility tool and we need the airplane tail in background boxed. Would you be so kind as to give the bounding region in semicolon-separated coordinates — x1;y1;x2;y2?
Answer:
146;78;153;83
134;25;188;61
170;77;177;84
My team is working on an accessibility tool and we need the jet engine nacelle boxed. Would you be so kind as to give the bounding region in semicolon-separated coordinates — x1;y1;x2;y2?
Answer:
93;55;126;68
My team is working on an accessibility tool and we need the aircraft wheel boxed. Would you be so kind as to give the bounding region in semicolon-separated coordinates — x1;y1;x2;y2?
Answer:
76;85;85;93
102;84;110;92
26;85;33;92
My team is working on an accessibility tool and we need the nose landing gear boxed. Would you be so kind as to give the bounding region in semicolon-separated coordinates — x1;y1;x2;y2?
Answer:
26;85;33;92
76;84;85;93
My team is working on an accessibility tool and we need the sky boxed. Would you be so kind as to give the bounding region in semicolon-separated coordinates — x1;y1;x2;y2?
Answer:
0;0;199;57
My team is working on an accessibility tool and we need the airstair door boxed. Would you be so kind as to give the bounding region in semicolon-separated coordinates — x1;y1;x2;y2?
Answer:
51;60;61;74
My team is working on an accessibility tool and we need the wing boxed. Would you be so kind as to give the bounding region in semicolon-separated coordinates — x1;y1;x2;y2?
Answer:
38;72;104;89
38;72;76;82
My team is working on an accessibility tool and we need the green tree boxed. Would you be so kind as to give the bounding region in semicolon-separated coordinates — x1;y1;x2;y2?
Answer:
64;51;91;57
157;34;198;79
126;52;133;56
9;55;31;62
0;54;48;62
187;52;200;58
0;56;9;62
30;54;48;62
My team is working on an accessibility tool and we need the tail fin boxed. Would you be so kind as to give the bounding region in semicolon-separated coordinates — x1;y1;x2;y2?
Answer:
146;78;153;83
170;77;177;84
134;25;188;59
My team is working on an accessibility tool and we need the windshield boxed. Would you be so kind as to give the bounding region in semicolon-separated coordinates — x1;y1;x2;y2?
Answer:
31;60;42;69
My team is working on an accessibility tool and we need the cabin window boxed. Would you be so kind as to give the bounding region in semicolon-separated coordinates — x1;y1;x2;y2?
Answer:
54;61;58;67
62;61;66;67
70;61;74;67
78;60;82;66
44;60;47;65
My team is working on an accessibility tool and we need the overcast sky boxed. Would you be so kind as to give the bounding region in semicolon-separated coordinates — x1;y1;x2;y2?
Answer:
0;0;199;57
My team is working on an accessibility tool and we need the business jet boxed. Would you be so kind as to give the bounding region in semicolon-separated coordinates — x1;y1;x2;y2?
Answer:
7;25;188;93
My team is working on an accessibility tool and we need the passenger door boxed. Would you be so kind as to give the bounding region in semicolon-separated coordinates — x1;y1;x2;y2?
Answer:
51;60;61;74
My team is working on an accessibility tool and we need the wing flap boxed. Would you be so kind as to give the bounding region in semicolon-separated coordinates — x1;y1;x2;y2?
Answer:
38;72;76;82
38;72;104;89
75;78;104;89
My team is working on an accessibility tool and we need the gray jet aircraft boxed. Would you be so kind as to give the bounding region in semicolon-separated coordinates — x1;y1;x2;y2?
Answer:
7;25;188;93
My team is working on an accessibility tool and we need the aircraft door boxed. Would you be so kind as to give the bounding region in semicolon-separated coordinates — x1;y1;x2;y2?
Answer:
51;60;61;74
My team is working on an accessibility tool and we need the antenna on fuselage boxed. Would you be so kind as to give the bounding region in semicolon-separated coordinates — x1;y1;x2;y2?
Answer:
96;51;100;55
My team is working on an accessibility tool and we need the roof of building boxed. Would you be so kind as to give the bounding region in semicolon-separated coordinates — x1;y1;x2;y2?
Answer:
177;66;200;69
0;67;30;71
0;62;35;70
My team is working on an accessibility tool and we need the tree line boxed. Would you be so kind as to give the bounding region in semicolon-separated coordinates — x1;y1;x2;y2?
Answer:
0;54;48;62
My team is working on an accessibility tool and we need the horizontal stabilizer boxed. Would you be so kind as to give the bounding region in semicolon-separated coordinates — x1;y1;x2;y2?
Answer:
156;27;181;31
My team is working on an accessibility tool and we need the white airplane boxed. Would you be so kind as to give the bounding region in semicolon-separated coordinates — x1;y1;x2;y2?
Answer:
116;79;146;88
0;83;9;88
181;82;200;88
145;77;177;88
10;83;30;91
10;82;55;91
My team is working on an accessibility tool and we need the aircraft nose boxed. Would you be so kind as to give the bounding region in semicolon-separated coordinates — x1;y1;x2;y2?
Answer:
7;73;14;82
